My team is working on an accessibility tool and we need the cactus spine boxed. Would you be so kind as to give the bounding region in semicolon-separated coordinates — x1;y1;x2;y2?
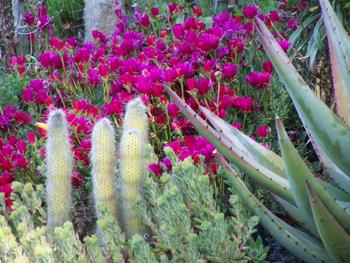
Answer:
119;98;148;238
91;118;118;220
46;109;73;230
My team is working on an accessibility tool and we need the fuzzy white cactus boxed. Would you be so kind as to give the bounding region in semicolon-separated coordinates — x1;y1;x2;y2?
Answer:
91;118;118;220
46;109;73;230
119;98;148;238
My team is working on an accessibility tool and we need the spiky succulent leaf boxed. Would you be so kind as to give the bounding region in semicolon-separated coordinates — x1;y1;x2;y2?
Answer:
306;129;350;194
318;179;350;201
165;87;294;204
272;194;318;236
336;201;350;215
307;182;350;263
220;156;330;263
200;105;350;201
320;0;350;125
200;106;285;177
256;18;350;177
276;117;315;222
277;117;350;235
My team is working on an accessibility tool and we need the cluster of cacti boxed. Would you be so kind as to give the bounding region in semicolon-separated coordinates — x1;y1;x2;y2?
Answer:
0;149;267;262
45;98;147;239
0;96;267;262
166;0;350;262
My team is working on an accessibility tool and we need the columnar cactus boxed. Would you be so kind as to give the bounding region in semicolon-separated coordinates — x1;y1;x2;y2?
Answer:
119;98;148;238
122;97;148;137
46;109;73;230
91;118;118;220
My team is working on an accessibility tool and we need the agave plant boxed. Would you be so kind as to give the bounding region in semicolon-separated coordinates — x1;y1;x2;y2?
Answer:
166;0;350;262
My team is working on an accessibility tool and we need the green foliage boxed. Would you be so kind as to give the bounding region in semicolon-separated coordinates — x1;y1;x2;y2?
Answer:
0;69;29;109
136;153;268;262
46;0;84;37
288;0;350;72
0;153;267;262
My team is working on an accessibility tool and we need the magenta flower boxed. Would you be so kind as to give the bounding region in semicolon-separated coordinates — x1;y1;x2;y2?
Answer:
222;64;239;79
243;5;259;19
262;60;273;73
278;40;292;52
185;78;197;91
168;3;177;13
246;72;271;88
233;97;254;112
197;33;219;51
27;132;37;144
197;78;212;94
167;103;179;118
23;12;35;26
172;24;184;39
0;183;13;198
87;68;102;86
148;163;163;176
139;13;150;28
219;95;235;108
269;10;280;23
49;37;64;50
0;172;13;186
192;5;203;17
232;122;242;130
287;19;299;30
74;47;90;63
98;64;108;77
0;115;11;130
151;7;159;17
102;98;123;116
256;125;271;138
72;171;84;188
38;52;52;68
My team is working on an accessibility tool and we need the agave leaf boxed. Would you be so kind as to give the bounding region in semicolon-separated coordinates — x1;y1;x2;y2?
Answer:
199;106;285;177
276;117;315;222
219;156;331;263
165;87;294;204
327;38;350;126
277;117;350;234
320;0;350;126
319;179;350;201
256;18;350;177
272;194;318;236
309;178;350;235
200;105;350;201
306;129;350;194
336;201;350;215
307;182;350;263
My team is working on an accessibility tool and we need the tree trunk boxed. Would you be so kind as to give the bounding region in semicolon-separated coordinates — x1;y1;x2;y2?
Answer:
12;0;26;54
84;0;121;42
0;0;16;63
